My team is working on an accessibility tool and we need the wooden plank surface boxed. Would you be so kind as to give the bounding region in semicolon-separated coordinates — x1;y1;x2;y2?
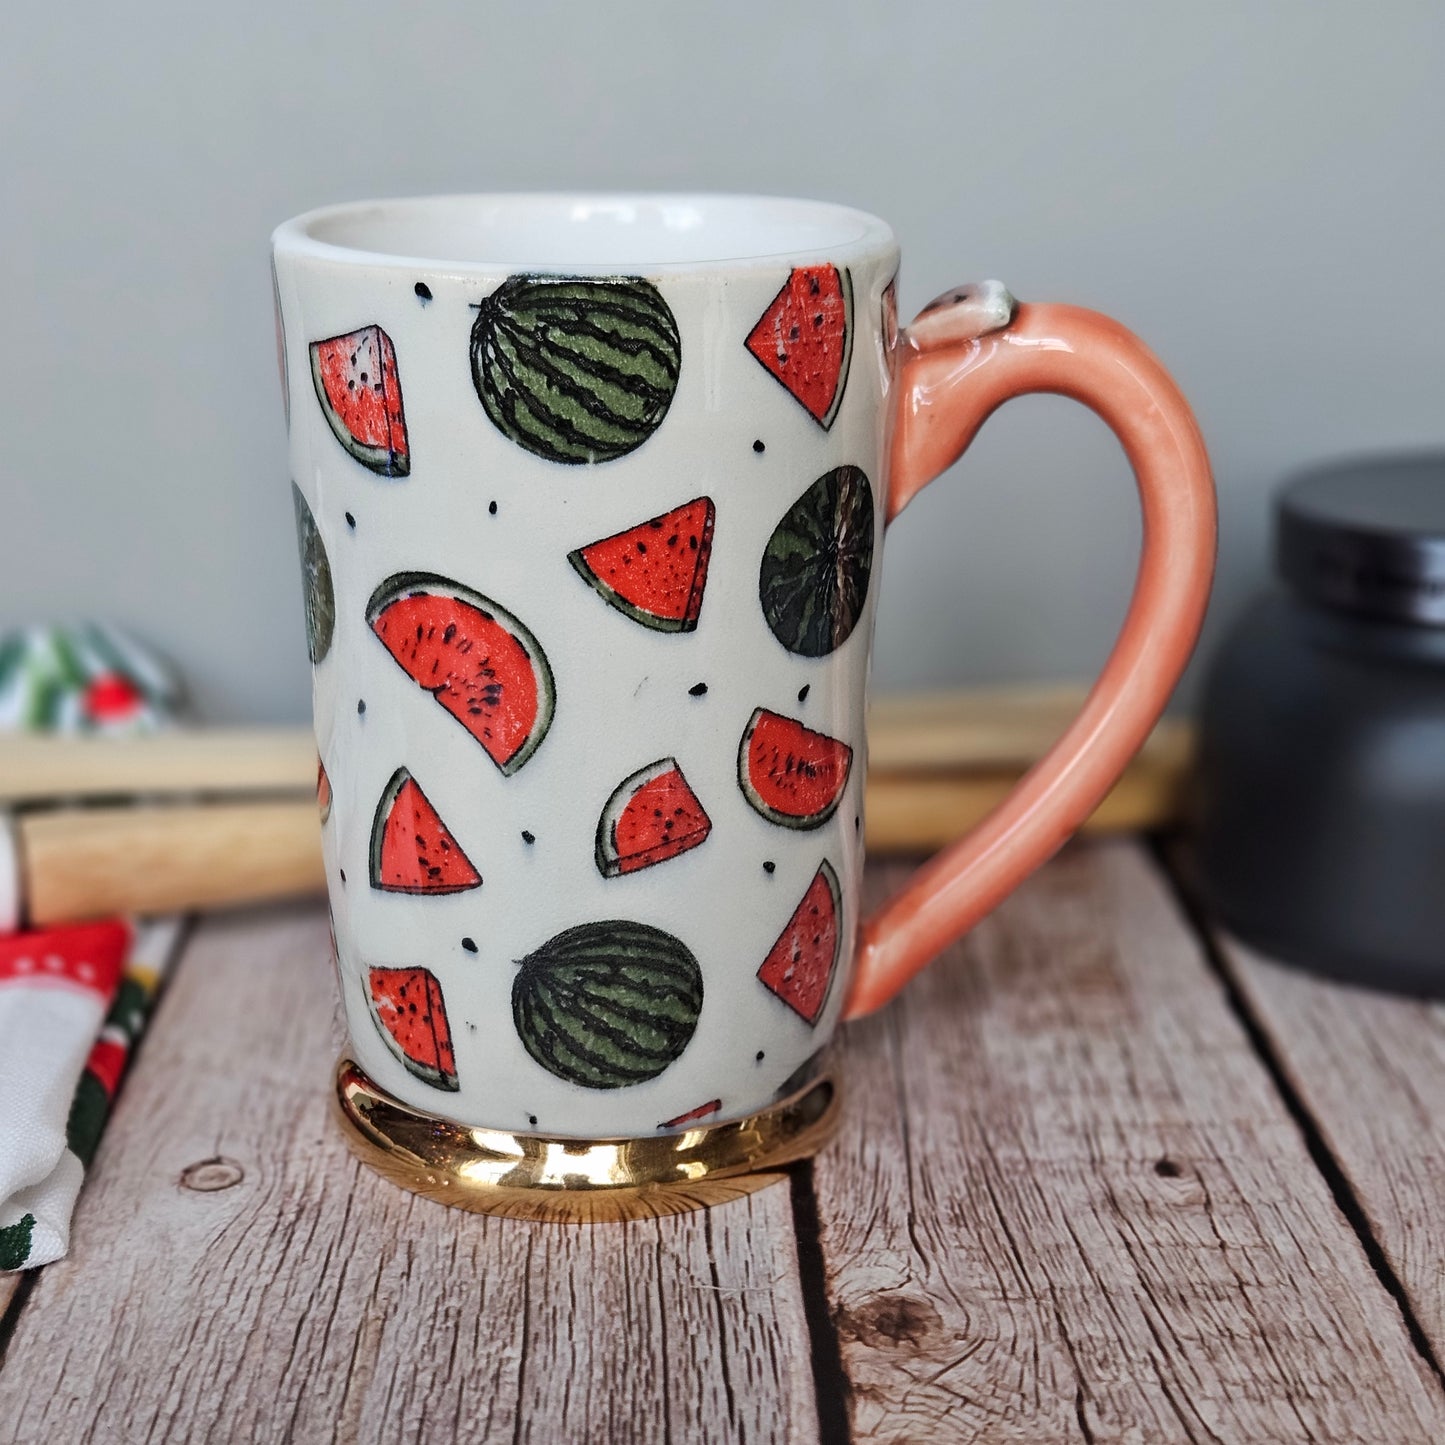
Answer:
1219;934;1445;1361
0;906;819;1445
814;843;1445;1443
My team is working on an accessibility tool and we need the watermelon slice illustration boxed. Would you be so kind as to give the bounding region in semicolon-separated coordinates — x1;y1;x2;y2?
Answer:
317;758;331;824
568;496;715;633
309;325;410;476
367;573;555;775
367;965;458;1091
368;766;481;894
739;709;853;829
660;1099;721;1130
745;265;853;429
757;861;842;1026
595;757;712;877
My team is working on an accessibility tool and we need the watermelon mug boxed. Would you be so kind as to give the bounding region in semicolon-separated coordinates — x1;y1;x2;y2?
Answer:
271;194;1214;1221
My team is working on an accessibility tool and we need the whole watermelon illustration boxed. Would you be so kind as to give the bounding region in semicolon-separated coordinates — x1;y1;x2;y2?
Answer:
367;573;555;775
512;921;703;1089
745;264;853;430
290;483;334;664
309;324;410;476
568;496;715;632
470;275;681;465
759;465;875;658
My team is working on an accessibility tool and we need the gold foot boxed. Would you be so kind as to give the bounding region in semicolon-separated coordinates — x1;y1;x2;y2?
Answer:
332;1057;842;1222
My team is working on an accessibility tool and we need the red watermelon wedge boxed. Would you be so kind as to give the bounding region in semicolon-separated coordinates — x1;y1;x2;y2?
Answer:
745;265;853;429
367;965;458;1091
595;757;712;877
568;496;715;632
309;325;410;476
369;767;481;894
739;709;853;829
367;573;555;775
660;1099;722;1130
757;861;841;1026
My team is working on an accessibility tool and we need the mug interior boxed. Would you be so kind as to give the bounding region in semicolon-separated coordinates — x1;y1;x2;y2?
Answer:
276;193;895;271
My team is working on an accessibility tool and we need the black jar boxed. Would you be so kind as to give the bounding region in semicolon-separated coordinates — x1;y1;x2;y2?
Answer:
1197;454;1445;993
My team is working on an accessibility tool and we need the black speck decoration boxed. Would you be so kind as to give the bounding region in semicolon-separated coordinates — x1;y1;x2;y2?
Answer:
527;1113;538;1128
797;684;810;703
461;937;478;953
344;511;356;530
521;830;535;845
762;860;776;875
357;699;366;716
688;682;708;697
489;500;498;516
753;439;766;454
338;869;346;884
755;1050;765;1062
414;281;432;301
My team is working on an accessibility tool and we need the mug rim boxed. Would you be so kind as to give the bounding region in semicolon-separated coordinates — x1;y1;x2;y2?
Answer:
272;192;899;274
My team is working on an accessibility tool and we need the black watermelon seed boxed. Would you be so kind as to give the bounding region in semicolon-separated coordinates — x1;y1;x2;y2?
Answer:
461;937;478;953
688;682;708;697
338;869;346;884
752;439;765;454
344;511;356;529
521;830;535;845
763;860;776;874
488;500;498;516
756;1050;765;1061
797;684;810;703
414;281;432;301
357;699;366;716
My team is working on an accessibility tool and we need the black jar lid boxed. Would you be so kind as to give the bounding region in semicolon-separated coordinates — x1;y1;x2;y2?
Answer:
1277;453;1445;626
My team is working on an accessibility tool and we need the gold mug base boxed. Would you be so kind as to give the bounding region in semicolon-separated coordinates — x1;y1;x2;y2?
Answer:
332;1057;842;1223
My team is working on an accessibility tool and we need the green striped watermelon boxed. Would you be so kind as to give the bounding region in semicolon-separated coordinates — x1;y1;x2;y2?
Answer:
367;965;458;1091
757;861;841;1026
568;496;715;632
759;466;875;658
367;573;555;775
470;275;681;464
291;484;334;665
368;767;481;894
512;921;703;1089
739;709;853;829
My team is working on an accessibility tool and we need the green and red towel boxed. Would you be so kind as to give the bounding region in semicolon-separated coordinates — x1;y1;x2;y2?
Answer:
0;917;182;1270
0;622;187;1271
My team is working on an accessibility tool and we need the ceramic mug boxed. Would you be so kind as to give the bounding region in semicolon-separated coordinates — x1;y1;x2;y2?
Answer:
271;194;1214;1220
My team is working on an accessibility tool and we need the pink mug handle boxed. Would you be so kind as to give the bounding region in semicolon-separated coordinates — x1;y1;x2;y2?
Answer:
845;283;1216;1018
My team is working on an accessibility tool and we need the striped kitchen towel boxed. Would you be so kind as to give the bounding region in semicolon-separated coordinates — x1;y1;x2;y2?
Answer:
0;916;183;1271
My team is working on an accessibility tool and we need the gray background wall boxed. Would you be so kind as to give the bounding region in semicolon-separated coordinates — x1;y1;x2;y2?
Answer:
4;2;1442;722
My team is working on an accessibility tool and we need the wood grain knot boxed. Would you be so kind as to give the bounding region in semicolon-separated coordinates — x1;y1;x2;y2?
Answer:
179;1157;245;1192
1154;1157;1183;1178
836;1293;946;1351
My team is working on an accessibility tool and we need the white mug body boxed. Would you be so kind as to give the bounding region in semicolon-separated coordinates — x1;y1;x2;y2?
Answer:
273;194;900;1139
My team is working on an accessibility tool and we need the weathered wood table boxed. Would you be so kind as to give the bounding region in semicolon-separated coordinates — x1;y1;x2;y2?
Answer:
4;840;1445;1442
